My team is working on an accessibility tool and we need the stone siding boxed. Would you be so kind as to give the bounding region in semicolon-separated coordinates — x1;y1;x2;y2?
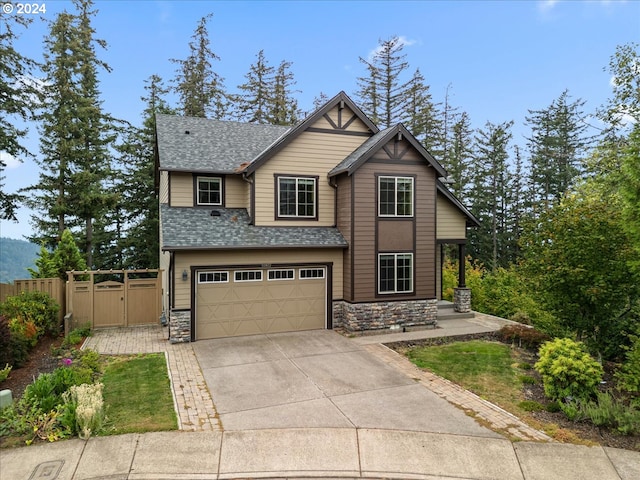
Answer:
333;299;438;332
169;309;191;343
453;288;471;313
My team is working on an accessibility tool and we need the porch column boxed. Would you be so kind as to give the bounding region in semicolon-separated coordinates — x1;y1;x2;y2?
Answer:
454;243;471;313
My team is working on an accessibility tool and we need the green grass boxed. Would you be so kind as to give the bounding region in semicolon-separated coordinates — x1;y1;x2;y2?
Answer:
407;340;526;414
101;354;177;435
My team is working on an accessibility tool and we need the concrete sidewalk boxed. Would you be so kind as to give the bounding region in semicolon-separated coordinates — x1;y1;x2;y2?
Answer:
2;428;639;479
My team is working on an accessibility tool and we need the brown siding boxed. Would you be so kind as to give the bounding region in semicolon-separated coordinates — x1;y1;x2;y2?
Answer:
350;138;437;302
378;220;414;251
336;174;352;301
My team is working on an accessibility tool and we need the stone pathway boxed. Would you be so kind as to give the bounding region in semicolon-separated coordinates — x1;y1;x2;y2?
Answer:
83;325;220;432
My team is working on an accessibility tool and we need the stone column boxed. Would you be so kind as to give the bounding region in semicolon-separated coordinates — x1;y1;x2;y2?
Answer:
169;310;192;343
453;287;471;313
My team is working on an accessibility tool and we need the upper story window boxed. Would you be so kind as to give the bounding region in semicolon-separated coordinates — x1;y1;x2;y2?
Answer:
379;176;413;217
277;176;317;219
197;176;222;205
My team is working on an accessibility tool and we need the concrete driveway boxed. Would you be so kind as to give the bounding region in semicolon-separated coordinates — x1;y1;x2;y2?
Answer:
192;329;501;437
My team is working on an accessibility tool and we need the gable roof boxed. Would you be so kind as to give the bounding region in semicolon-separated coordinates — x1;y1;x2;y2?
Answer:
328;123;448;178
161;205;348;251
437;180;480;227
243;91;378;174
156;114;290;174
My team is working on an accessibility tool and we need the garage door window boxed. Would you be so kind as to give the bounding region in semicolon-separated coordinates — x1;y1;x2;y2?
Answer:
300;268;324;279
199;271;228;283
234;270;263;282
268;269;295;280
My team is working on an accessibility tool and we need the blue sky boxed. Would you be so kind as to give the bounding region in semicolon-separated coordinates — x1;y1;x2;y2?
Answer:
1;0;638;240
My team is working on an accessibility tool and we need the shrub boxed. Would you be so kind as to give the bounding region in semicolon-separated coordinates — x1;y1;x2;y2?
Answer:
0;315;31;368
496;324;551;350
0;291;60;338
0;364;12;383
519;375;536;385
534;338;604;402
615;332;640;394
576;392;640;435
519;400;545;412
63;383;104;439
22;365;93;413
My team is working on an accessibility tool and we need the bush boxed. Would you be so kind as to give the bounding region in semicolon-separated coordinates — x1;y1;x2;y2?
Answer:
496;324;551;350
575;392;640;435
534;338;604;402
0;315;31;368
0;364;11;383
22;365;93;413
0;291;60;338
615;332;640;394
519;400;545;412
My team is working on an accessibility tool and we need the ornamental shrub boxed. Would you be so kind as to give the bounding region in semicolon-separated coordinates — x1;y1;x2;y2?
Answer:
615;332;640;394
0;291;60;338
534;338;603;402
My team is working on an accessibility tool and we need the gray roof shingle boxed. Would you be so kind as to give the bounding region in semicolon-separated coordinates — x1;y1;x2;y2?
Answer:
161;205;348;250
156;114;291;173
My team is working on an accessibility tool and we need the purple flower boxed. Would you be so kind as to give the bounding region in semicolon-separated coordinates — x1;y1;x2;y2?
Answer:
63;358;73;366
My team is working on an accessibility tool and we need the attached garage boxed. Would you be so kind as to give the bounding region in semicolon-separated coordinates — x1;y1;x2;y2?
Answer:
195;266;327;340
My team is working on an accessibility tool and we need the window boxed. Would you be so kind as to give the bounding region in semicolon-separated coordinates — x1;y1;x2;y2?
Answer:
198;271;228;283
197;177;222;205
268;269;295;280
378;253;413;294
277;176;316;218
300;268;325;279
234;270;263;282
379;176;413;217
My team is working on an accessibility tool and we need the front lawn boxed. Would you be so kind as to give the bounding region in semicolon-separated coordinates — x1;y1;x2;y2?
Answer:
101;354;177;434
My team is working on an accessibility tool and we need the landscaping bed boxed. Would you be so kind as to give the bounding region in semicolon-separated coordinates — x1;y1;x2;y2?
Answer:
387;332;640;452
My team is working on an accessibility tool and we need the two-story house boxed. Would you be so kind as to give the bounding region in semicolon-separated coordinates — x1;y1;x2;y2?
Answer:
156;91;478;342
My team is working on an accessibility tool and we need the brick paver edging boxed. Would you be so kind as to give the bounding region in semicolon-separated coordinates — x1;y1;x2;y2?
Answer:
82;326;221;432
362;342;552;442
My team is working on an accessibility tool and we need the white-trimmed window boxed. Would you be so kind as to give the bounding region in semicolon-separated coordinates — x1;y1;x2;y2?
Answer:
300;268;325;279
379;176;413;217
277;176;316;218
234;270;263;282
197;176;222;205
378;253;413;294
198;271;228;283
268;269;295;280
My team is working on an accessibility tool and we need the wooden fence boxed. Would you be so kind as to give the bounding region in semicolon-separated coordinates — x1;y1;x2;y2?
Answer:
0;278;66;323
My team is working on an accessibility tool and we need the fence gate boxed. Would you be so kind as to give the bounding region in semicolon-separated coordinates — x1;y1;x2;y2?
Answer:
67;270;162;329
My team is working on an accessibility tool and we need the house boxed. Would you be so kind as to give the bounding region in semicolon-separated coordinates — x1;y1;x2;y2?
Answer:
156;92;478;342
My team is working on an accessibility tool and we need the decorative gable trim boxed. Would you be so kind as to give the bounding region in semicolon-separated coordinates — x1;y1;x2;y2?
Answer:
244;91;378;175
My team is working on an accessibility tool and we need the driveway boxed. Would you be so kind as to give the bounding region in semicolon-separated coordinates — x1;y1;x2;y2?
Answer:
192;329;500;437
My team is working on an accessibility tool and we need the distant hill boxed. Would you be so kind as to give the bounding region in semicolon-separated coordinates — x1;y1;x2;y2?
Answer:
0;237;39;283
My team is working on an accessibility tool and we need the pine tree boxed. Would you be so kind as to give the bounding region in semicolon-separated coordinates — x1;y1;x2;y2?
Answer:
235;50;275;123
503;145;528;264
312;92;329;111
526;90;591;211
403;69;441;149
28;245;57;278
171;14;227;119
269;60;299;125
468;121;513;270
0;15;39;220
27;0;118;268
356;36;410;128
53;229;87;280
443;112;474;201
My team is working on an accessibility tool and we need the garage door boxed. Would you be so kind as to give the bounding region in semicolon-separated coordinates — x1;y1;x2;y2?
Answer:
196;266;326;340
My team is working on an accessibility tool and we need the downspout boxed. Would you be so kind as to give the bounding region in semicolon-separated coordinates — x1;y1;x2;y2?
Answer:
328;176;338;227
241;171;255;225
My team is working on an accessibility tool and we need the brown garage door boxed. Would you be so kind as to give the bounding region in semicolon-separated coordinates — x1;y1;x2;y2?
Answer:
196;267;326;340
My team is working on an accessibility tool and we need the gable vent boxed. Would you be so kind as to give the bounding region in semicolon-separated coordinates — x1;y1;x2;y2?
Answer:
185;130;190;135
210;210;220;217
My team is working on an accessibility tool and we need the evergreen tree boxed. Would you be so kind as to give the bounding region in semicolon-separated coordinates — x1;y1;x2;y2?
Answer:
28;245;57;278
52;229;87;280
0;15;39;220
312;92;329;111
27;0;117;269
235;50;275;123
403;68;441;150
600;42;640;132
171;14;227;119
504;145;528;264
443;112;474;201
356;36;410;128
526;90;591;211
468;121;513;270
269;60;299;125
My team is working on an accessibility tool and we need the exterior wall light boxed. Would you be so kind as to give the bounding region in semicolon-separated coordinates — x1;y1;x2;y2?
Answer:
182;270;188;281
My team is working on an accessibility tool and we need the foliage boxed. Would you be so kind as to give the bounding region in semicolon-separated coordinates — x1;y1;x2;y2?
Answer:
27;244;57;278
519;400;545;412
520;188;640;358
441;257;485;309
496;325;551;350
0;363;11;383
573;391;640;435
615;330;640;394
63;383;104;439
619;124;640;273
0;290;60;338
0;315;30;368
534;338;604;402
22;365;92;413
600;42;640;130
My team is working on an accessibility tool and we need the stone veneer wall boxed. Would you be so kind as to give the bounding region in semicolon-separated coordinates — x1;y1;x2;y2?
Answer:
169;309;191;343
453;288;471;313
333;299;438;332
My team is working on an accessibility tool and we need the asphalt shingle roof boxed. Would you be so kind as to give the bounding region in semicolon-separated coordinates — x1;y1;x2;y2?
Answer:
328;127;395;176
156;114;291;173
161;205;348;250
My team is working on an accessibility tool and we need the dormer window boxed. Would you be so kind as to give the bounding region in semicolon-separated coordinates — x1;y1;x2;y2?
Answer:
197;176;222;206
276;175;317;219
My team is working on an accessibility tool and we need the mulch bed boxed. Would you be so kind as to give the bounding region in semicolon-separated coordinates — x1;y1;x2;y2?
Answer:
386;332;640;452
